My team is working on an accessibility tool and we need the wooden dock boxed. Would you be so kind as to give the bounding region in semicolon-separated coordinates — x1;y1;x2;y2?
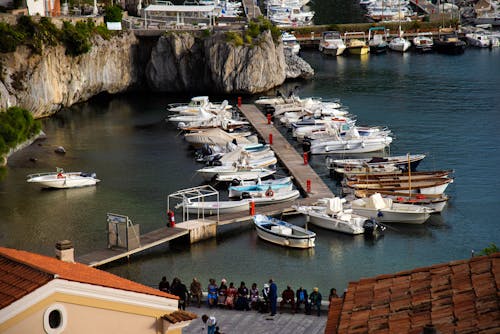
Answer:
77;227;189;267
78;103;335;267
238;104;334;200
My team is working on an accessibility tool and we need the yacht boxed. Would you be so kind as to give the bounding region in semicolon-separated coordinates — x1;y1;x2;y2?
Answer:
318;31;346;56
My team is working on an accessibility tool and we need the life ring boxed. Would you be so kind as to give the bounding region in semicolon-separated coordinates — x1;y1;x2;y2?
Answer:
265;188;274;197
167;210;175;227
57;173;64;179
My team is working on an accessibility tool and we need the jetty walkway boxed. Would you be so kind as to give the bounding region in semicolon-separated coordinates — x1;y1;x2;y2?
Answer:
78;103;335;267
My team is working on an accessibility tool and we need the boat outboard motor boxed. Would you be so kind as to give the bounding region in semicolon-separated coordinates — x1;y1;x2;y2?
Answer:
241;192;252;199
201;143;213;157
363;218;378;237
231;179;241;186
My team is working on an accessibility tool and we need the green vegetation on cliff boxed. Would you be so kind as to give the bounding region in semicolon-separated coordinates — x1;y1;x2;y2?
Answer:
0;15;117;56
0;106;41;156
225;16;281;46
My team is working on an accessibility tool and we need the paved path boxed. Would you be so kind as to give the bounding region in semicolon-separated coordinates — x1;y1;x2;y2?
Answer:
182;303;327;334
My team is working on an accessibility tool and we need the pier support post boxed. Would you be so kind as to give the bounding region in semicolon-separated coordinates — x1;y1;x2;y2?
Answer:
303;152;308;165
307;179;311;193
249;201;255;216
267;113;272;124
269;133;273;145
237;96;242;107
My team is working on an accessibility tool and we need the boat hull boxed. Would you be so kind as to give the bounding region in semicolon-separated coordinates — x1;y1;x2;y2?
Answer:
295;206;366;235
351;207;431;224
27;172;99;189
183;200;249;215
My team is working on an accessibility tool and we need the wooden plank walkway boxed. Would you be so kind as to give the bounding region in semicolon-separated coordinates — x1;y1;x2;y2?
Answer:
239;104;334;200
77;227;189;267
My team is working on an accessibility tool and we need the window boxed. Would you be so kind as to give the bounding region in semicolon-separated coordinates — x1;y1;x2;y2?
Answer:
43;304;67;334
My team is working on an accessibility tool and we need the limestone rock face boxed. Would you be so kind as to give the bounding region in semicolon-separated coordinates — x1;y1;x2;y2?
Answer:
0;32;139;118
146;31;288;94
284;49;315;80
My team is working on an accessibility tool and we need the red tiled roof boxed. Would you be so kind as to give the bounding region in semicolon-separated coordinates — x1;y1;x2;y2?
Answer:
0;247;178;308
162;310;198;323
325;253;500;334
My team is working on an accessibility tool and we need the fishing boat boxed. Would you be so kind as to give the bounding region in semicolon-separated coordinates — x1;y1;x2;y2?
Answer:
345;177;453;195
326;154;426;171
179;199;250;215
293;197;383;235
318;31;346;56
345;169;453;182
349;193;434;224
433;31;466;54
333;164;402;177
228;177;293;198
253;214;316;248
26;168;100;189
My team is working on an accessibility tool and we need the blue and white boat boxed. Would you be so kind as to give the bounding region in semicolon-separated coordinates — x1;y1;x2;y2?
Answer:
228;177;293;198
253;214;316;248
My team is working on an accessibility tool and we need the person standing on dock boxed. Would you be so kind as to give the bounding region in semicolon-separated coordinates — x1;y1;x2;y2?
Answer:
269;278;278;316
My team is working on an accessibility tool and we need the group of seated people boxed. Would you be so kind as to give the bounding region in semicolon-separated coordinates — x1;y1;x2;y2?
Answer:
160;276;341;315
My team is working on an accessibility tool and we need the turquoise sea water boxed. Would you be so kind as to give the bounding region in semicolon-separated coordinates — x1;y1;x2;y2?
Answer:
1;48;499;293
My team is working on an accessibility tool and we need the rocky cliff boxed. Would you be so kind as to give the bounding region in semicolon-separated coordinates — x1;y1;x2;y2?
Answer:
146;30;289;94
0;29;313;117
0;32;140;118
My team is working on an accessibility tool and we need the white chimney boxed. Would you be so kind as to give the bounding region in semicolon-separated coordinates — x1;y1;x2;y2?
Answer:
55;240;74;263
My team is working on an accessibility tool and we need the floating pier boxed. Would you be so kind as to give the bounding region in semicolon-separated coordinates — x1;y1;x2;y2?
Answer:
78;103;335;267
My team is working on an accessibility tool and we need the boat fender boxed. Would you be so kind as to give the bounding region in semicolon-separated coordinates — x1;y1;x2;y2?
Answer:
377;210;384;217
284;239;290;246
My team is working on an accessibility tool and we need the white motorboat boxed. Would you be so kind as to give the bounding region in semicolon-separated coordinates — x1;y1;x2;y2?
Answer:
354;190;449;213
184;128;258;148
168;108;218;124
293;197;382;235
389;36;411;52
413;32;434;52
465;32;493;47
281;32;301;54
368;27;389;54
308;126;393;155
168;96;232;115
27;169;100;189
253;214;315;248
228;177;293;198
179;199;250;215
249;189;301;205
197;166;276;182
269;6;315;27
349;193;434;224
318;31;346;56
345;177;453;196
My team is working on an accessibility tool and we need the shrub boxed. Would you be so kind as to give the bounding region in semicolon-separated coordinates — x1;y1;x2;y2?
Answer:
61;21;91;56
0;22;24;53
0;106;41;154
104;5;123;23
480;243;499;256
225;31;243;46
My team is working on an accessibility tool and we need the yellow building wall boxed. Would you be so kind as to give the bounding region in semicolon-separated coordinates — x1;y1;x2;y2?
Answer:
1;292;181;334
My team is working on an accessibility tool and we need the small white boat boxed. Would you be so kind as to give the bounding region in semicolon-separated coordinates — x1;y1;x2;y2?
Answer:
354;190;449;213
413;32;434;52
27;169;100;189
349;193;434;224
197;166;276;182
293;197;381;235
326;154;426;171
180;199;250;215
389;36;411;52
465;32;493;48
318;31;346;56
253;214;316;248
168;96;232;115
249;189;301;205
281;32;301;54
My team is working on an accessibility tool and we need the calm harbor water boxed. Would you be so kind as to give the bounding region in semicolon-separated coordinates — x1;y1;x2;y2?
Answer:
1;48;499;294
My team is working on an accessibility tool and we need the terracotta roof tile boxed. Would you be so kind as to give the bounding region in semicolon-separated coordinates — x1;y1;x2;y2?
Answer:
162;310;197;323
0;247;178;304
325;253;500;334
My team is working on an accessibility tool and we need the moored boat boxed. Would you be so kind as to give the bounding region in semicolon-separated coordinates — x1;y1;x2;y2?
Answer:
326;154;426;171
26;169;100;189
180;199;250;215
228;177;293;198
349;193;434;224
345;177;453;195
354;190;449;213
293;197;383;235
253;214;316;248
